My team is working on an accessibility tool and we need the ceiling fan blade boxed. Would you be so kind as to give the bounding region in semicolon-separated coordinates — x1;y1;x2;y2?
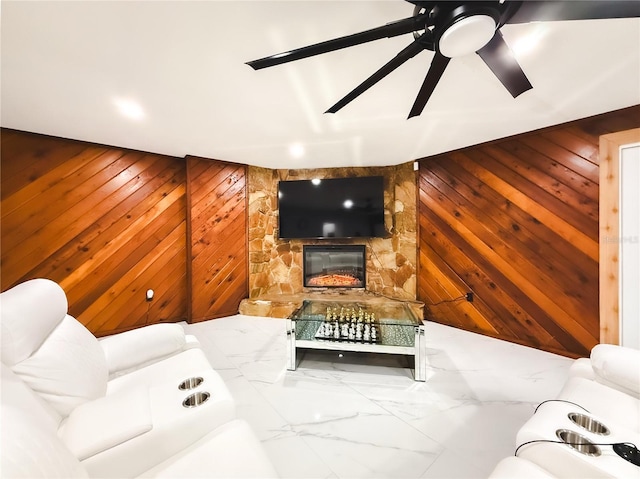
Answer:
476;30;532;98
326;38;427;114
407;52;450;119
507;0;640;24
247;13;429;70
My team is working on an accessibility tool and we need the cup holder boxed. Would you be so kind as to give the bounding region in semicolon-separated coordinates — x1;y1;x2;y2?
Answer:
178;377;204;391
568;412;610;435
182;391;210;408
556;429;601;456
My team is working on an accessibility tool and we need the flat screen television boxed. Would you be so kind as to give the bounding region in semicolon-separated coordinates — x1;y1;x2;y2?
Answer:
277;176;386;239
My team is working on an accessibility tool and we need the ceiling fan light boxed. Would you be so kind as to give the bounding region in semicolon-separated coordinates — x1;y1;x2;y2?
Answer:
439;15;497;58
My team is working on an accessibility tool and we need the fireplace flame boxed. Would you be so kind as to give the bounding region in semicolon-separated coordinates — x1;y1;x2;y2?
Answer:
307;273;362;287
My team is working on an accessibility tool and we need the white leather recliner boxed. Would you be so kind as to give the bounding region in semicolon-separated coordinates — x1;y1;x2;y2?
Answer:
1;278;277;478
568;343;640;399
488;343;640;479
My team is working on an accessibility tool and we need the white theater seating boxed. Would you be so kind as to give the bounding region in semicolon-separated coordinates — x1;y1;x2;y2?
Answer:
489;343;640;479
0;278;278;478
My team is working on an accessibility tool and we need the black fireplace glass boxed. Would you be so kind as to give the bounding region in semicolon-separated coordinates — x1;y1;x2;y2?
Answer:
303;245;366;288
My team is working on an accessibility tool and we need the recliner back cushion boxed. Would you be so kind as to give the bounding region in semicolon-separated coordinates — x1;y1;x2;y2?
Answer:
1;278;68;367
591;344;640;398
12;315;108;417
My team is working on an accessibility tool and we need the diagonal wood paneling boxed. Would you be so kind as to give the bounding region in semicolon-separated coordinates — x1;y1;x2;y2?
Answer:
418;106;640;357
0;129;187;336
186;156;248;322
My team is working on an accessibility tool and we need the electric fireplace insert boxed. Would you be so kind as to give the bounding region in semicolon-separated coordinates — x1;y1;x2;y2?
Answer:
303;245;365;288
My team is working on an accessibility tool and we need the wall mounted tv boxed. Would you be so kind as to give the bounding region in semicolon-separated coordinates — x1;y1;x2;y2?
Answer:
277;176;386;239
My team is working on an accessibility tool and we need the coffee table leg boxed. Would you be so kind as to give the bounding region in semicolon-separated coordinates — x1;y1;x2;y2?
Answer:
286;319;296;370
414;324;426;381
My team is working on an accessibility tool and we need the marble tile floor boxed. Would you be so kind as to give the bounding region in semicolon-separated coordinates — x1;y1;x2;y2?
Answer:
183;315;574;479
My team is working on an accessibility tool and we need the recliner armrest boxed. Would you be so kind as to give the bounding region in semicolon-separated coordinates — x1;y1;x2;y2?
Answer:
590;344;640;398
568;357;596;381
99;323;196;378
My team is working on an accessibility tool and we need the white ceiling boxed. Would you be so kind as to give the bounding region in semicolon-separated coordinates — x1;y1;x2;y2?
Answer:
2;1;639;170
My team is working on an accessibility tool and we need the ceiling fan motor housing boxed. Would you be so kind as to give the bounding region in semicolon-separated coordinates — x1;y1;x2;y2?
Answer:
434;2;504;57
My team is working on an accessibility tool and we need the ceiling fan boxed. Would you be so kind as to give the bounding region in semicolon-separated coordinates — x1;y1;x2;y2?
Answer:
247;1;640;118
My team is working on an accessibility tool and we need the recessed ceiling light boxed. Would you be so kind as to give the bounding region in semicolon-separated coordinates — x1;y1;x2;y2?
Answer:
113;97;145;120
289;143;305;158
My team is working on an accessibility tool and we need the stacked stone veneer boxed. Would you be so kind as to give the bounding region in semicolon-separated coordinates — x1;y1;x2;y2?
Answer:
247;163;418;302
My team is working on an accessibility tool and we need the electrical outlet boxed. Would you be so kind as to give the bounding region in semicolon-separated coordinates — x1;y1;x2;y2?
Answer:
465;292;474;302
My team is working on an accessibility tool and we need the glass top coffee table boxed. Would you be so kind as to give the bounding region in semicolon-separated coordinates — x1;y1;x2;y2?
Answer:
286;300;426;381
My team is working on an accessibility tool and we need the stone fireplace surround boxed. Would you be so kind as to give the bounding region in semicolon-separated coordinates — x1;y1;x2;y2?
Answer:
239;163;424;319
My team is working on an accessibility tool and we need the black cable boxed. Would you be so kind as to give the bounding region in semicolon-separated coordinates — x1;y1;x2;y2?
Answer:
515;439;637;457
534;399;590;414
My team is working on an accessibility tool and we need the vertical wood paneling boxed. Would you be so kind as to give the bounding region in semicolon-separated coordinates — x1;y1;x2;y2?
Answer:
186;156;248;322
418;106;640;358
0;129;187;336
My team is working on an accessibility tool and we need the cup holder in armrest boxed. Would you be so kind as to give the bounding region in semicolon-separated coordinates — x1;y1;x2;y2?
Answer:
178;377;204;390
568;412;610;435
182;391;210;408
556;429;601;456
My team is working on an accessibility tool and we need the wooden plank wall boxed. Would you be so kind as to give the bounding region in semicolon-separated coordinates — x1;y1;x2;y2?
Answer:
1;129;188;336
187;156;248;322
417;106;640;358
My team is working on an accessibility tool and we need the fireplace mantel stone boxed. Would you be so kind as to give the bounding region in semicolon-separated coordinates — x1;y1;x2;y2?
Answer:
238;289;424;321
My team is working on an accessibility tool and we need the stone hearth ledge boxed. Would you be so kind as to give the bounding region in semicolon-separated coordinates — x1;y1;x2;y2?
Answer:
239;289;424;321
